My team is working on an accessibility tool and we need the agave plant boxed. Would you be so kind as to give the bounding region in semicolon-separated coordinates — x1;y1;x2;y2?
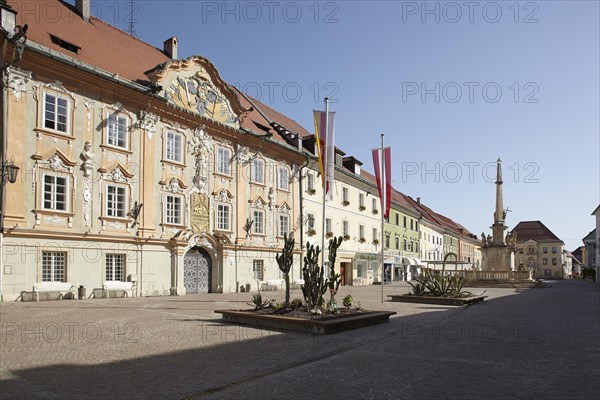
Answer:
408;278;427;295
248;292;270;310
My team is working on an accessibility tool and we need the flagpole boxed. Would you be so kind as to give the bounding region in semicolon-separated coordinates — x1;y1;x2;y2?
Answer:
321;98;329;272
380;133;385;303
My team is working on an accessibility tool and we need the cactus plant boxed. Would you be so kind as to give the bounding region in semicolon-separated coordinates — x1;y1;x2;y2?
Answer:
301;242;327;310
327;236;344;292
275;233;295;304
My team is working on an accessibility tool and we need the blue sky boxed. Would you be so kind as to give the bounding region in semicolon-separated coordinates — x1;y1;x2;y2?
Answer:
82;0;598;251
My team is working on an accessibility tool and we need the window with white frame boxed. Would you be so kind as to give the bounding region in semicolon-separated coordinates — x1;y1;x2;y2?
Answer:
107;113;128;149
42;174;68;211
279;214;289;237
307;172;314;191
106;184;127;218
373;227;378;242
106;254;125;281
217;147;231;175
253;260;264;280
216;204;230;231
359;193;365;209
43;93;69;133
343;220;349;236
307;213;315;231
372;198;377;213
166;131;183;163
252;209;265;234
165;195;183;225
278;167;289;190
325;218;332;234
342;187;349;203
359;224;365;240
252;159;265;184
42;251;66;282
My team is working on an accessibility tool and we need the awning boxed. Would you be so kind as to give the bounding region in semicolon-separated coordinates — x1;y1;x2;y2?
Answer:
402;257;421;266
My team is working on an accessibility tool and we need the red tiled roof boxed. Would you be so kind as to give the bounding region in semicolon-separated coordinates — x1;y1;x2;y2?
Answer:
11;0;169;83
249;97;313;139
511;221;562;243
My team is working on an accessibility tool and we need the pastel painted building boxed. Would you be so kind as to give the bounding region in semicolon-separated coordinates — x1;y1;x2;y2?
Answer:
512;221;565;279
0;0;305;300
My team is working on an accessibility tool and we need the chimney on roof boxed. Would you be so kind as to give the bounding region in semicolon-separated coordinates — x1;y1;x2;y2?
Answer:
164;37;178;59
75;0;90;22
417;197;421;204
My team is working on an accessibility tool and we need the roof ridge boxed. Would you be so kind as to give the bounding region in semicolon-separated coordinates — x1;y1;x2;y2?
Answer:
89;15;165;56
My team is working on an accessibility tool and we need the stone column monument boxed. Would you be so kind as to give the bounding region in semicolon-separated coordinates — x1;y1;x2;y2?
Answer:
481;158;516;271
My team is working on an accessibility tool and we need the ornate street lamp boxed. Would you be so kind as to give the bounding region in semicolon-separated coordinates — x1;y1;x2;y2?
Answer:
1;160;18;184
0;0;17;36
1;0;27;68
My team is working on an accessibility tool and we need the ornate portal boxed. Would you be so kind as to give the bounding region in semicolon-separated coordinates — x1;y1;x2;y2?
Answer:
191;193;210;233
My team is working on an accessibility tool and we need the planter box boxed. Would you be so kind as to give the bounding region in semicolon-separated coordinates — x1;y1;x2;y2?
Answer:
388;294;487;306
214;309;396;335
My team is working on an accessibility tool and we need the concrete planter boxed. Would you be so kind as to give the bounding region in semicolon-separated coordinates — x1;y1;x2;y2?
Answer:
215;309;396;335
388;294;487;306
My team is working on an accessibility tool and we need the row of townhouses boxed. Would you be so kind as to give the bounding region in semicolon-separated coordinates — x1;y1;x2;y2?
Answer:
1;0;485;301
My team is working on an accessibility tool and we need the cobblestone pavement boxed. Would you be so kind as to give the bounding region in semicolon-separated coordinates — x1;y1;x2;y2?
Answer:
1;280;598;399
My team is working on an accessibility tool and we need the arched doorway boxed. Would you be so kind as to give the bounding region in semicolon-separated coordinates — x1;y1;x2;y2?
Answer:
184;247;212;294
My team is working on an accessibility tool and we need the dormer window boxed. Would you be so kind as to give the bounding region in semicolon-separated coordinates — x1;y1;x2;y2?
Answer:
50;34;80;54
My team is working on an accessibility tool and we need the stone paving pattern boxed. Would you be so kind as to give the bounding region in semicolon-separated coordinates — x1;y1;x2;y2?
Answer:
0;280;598;399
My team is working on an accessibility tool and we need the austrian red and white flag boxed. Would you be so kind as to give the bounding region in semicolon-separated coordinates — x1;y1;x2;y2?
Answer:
372;147;392;219
313;110;336;201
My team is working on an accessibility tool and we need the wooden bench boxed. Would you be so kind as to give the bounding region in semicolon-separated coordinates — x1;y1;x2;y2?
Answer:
33;282;78;302
102;281;136;298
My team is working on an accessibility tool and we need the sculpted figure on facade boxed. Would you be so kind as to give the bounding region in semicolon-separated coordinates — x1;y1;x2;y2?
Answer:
80;141;95;178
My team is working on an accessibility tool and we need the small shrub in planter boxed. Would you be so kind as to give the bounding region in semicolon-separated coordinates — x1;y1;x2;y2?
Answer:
342;295;353;308
290;298;304;310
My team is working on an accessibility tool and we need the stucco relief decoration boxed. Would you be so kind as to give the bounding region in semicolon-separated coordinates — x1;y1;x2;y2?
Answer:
8;76;26;101
79;141;95;226
236;144;251;165
84;100;94;134
39;154;71;173
252;197;266;209
109;167;129;183
166;69;238;127
192;234;214;250
278;203;291;214
267;188;275;210
108;221;124;230
166;178;184;194
45;215;66;225
290;164;301;183
188;127;213;194
138;110;160;140
216;189;233;204
187;126;213;156
32;81;78;108
163;226;179;236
